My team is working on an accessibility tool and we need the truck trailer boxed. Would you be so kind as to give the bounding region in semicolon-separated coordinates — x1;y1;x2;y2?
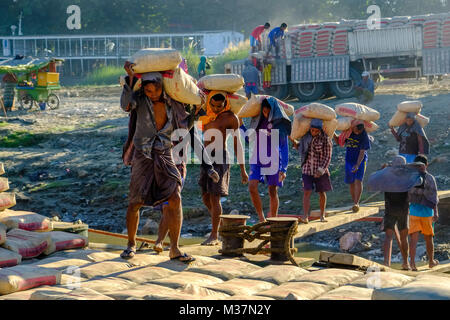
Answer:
228;12;450;101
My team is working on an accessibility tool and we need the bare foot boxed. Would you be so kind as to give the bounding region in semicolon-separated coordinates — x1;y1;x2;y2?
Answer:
352;204;360;213
299;217;309;224
429;259;439;268
201;237;221;246
153;243;163;253
320;216;328;223
401;263;411;271
411;264;418;271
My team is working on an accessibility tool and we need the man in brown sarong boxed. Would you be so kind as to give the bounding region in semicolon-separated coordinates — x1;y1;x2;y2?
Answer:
198;92;248;246
120;63;196;262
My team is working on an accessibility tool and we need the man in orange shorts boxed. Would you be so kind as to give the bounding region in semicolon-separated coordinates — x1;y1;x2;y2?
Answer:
408;154;439;271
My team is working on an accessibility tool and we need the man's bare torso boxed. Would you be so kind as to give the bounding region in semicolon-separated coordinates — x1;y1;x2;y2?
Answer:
203;111;239;150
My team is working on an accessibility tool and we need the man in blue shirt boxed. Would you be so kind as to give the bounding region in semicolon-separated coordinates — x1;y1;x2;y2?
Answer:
242;60;260;99
334;120;371;213
268;23;287;58
354;71;375;103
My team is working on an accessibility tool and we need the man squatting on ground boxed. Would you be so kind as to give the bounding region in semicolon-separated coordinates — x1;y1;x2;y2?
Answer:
334;120;372;213
246;97;292;222
198;91;248;246
294;119;333;224
120;62;218;261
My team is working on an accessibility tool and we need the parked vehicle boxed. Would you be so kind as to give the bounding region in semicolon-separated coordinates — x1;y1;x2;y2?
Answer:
228;12;450;101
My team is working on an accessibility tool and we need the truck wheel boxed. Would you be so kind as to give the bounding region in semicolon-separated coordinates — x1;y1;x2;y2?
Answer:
264;84;289;101
330;68;361;99
292;82;325;102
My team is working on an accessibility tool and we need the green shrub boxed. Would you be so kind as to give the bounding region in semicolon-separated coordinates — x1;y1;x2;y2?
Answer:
210;40;250;74
82;65;124;86
0;131;46;148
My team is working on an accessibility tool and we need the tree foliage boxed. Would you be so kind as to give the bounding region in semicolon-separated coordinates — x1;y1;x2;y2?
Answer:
1;0;450;36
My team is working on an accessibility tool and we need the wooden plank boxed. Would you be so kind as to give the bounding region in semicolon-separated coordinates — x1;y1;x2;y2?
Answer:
417;260;450;273
0;163;5;176
294;206;379;240
438;190;450;200
319;251;388;270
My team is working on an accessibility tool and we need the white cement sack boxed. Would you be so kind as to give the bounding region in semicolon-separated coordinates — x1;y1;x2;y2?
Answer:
188;259;262;281
336;102;380;121
0;265;61;295
43;231;88;255
239;265;309;285
0;178;9;192
0;223;5;245
204;278;276;296
162;67;202;105
228;93;248;114
130;48;182;73
117;266;177;284
149;271;223;289
224;295;275;300
197;74;244;93
0;193;16;212
389;111;429;128
154;255;218;272
78;261;134;279
372;274;450;300
106;283;178;300
350;272;414;289
316;285;374;300
0;209;52;232
397;100;422;113
78;277;137;294
238;94;294;118
258;281;332;300
336;117;353;131
0;247;22;268
297;103;336;121
30;287;114;300
364;121;379;133
294;268;364;289
32;257;91;270
3;229;51;259
291;115;312;140
291;115;336;140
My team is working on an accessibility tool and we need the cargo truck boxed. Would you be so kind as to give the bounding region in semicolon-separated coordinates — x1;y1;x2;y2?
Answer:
227;12;450;101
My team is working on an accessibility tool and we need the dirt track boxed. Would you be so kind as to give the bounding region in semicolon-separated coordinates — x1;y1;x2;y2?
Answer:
0;79;449;262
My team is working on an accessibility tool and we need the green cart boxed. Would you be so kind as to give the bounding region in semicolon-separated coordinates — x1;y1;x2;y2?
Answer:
0;57;64;111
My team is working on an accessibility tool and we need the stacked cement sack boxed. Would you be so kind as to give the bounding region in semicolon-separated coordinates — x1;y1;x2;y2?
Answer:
238;94;295;118
389;101;429;128
291;103;337;139
197;74;247;114
0;163;15;212
123;48;203;105
0;162;88;272
335;102;380;133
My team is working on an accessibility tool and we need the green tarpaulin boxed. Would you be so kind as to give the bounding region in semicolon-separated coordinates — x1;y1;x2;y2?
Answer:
0;57;64;75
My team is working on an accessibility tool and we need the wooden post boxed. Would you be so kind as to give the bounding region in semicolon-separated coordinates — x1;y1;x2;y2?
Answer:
267;217;298;261
219;215;249;257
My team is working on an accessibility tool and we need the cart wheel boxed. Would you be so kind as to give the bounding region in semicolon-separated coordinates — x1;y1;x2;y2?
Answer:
47;94;60;110
19;94;34;110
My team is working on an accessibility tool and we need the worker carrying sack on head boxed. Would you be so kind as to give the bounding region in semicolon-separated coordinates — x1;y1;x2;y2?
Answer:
292;118;333;225
354;71;374;103
390;112;430;164
333;119;372;214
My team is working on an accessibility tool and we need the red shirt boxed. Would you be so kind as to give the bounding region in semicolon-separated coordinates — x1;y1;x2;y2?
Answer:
251;25;266;41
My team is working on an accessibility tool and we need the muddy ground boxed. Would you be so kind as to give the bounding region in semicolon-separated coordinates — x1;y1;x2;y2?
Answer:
1;79;449;263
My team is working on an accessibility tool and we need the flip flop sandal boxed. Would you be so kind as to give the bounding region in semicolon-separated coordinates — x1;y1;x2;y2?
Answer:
170;253;196;264
120;247;136;259
299;218;309;224
153;244;164;253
